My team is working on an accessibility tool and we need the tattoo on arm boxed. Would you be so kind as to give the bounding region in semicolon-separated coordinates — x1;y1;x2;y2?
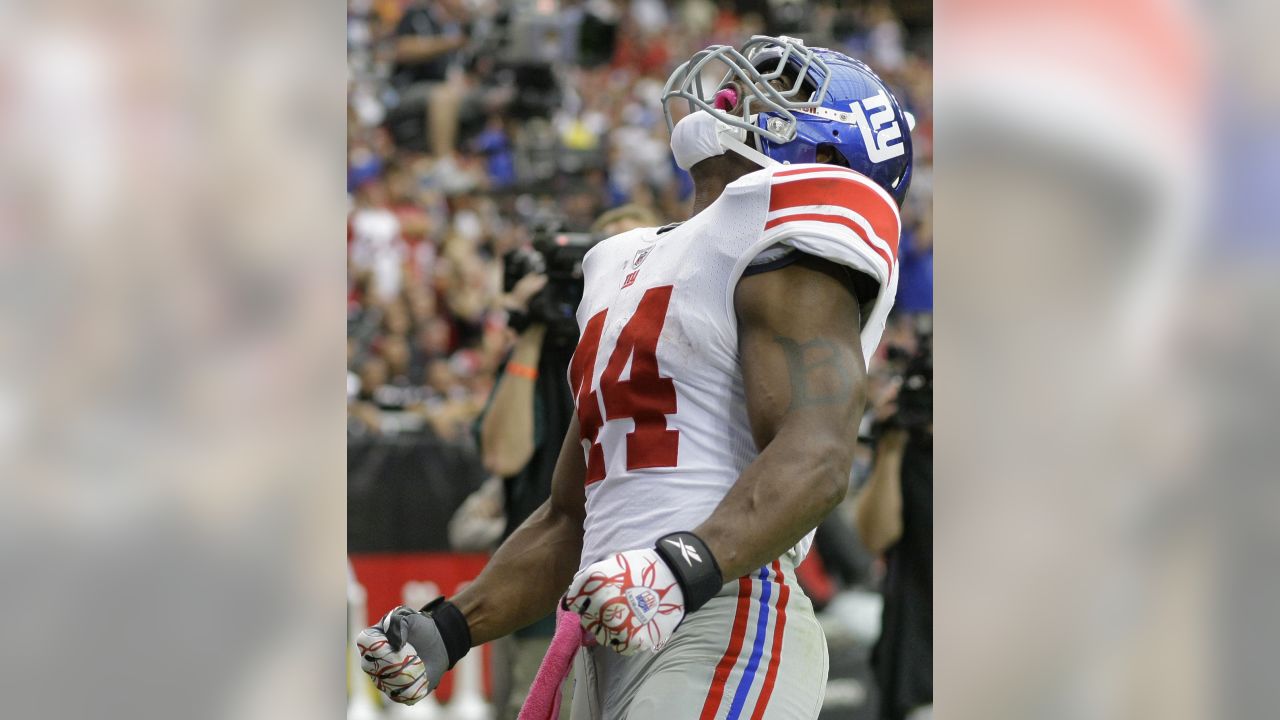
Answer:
773;335;853;410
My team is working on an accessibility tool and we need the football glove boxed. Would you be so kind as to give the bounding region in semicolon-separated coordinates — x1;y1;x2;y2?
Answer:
564;548;687;655
356;604;460;705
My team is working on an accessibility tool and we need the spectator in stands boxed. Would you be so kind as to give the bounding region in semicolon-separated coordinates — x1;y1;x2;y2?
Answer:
390;0;468;157
349;178;405;304
866;1;907;72
473;115;518;189
349;356;388;434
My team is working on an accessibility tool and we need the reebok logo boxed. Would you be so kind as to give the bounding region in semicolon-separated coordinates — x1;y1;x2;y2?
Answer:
665;538;702;566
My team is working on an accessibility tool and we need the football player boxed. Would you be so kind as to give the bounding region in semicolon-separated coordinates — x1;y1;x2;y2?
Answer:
359;36;913;719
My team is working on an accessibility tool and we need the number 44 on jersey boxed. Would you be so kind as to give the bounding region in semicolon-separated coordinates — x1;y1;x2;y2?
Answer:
569;285;680;485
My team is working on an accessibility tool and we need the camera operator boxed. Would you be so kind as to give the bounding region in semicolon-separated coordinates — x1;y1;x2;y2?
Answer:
479;222;597;535
855;337;933;720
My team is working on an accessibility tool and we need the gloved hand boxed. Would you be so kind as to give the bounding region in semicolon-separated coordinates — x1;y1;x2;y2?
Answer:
356;606;450;705
564;548;687;655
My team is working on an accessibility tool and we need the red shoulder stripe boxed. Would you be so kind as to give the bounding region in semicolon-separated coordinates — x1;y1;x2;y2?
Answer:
774;165;858;178
769;176;900;243
764;212;895;271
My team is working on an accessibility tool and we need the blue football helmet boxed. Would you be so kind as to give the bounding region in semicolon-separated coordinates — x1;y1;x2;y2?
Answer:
663;36;914;207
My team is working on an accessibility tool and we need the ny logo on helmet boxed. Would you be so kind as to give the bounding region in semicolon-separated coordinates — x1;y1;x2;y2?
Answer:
848;90;905;163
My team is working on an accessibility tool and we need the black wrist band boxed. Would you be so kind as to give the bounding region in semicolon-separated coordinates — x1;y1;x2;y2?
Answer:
421;597;472;669
654;532;724;613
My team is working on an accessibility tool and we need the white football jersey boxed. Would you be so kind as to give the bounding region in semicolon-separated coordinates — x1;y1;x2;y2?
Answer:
571;163;901;571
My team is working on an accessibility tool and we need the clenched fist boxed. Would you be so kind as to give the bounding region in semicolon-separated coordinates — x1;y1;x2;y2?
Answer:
356;607;450;705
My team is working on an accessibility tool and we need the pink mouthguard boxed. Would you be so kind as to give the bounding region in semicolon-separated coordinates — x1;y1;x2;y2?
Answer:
713;87;739;111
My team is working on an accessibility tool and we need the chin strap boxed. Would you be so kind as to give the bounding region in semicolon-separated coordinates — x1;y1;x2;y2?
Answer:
717;123;779;168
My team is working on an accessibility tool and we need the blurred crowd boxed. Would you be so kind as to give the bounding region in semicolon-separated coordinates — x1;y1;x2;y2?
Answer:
346;0;933;444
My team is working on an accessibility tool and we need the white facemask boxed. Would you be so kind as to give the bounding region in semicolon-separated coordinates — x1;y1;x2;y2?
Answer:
669;110;778;171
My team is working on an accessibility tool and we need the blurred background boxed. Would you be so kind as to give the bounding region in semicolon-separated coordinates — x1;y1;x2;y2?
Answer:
346;0;931;718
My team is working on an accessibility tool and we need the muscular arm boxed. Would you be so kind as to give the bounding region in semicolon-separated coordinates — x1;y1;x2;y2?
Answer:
695;255;867;580
479;325;545;476
452;416;586;645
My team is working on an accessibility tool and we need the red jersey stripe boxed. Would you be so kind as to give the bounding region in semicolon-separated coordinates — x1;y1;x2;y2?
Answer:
749;560;791;720
773;164;895;207
769;177;900;243
764;212;895;273
700;577;755;720
774;165;857;178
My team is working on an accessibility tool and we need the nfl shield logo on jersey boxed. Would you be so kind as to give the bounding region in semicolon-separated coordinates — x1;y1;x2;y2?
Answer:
622;248;651;288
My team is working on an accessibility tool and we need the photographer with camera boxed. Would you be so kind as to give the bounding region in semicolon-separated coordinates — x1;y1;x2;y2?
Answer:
855;332;933;720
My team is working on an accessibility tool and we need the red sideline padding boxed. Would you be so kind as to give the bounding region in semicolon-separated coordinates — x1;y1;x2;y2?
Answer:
350;552;492;702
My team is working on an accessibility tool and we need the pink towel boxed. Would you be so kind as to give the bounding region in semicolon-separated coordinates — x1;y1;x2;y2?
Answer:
518;606;594;720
